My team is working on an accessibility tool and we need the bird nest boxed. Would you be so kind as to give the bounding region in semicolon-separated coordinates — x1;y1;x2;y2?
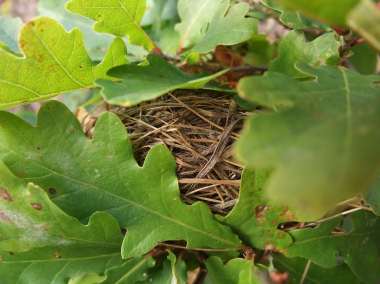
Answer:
109;91;248;214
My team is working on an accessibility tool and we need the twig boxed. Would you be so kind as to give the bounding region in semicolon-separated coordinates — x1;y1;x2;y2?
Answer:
196;119;241;179
315;207;370;224
179;178;240;186
300;260;311;284
159;242;240;252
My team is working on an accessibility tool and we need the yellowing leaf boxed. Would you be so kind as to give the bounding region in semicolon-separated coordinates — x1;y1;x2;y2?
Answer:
0;101;241;258
66;0;155;51
38;0;113;60
0;17;126;109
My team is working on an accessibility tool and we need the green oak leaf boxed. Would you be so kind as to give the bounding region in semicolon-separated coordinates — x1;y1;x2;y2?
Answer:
175;0;227;49
145;252;187;284
0;164;122;254
220;170;293;251
66;0;155;51
38;0;113;60
142;0;180;55
270;31;341;77
0;17;126;109
347;0;380;51
204;257;261;284
262;1;329;30
287;211;380;284
236;65;380;220
0;16;22;53
97;54;228;106
142;0;178;27
366;178;380;216
279;11;327;30
152;23;181;56
282;0;380;51
0;101;241;258
1;251;154;284
69;273;106;284
244;35;275;67
101;256;156;284
274;256;362;284
191;2;257;53
0;163;154;284
349;44;378;75
280;0;359;26
165;252;187;284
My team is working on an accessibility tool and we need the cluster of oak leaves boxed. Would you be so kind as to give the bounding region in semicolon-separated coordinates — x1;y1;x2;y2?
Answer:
0;0;379;283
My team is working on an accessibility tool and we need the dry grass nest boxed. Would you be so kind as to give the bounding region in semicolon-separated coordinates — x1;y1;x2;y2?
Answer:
108;91;249;215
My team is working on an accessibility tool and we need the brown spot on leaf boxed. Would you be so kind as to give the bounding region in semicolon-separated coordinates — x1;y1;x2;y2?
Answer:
20;39;26;49
31;203;43;210
36;55;44;63
242;246;255;260
0;211;12;223
332;226;347;236
269;271;289;284
0;188;12;202
48;188;57;195
53;251;61;259
278;221;301;231
264;244;275;252
214;46;243;67
280;207;296;221
255;205;268;220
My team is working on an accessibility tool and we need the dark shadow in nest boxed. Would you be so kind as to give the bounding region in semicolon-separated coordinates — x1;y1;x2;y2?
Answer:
111;91;248;215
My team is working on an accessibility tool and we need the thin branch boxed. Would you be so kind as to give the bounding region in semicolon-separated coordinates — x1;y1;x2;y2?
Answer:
315;207;371;224
300;260;312;284
179;178;240;186
159;243;241;252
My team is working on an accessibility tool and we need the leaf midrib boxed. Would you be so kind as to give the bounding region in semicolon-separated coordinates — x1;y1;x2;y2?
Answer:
0;79;40;98
30;26;86;88
2;252;119;264
291;230;373;246
179;0;214;47
45;202;122;248
116;257;150;284
80;1;152;46
4;147;239;248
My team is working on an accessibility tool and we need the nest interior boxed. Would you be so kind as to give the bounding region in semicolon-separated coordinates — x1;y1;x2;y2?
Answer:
110;91;248;214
